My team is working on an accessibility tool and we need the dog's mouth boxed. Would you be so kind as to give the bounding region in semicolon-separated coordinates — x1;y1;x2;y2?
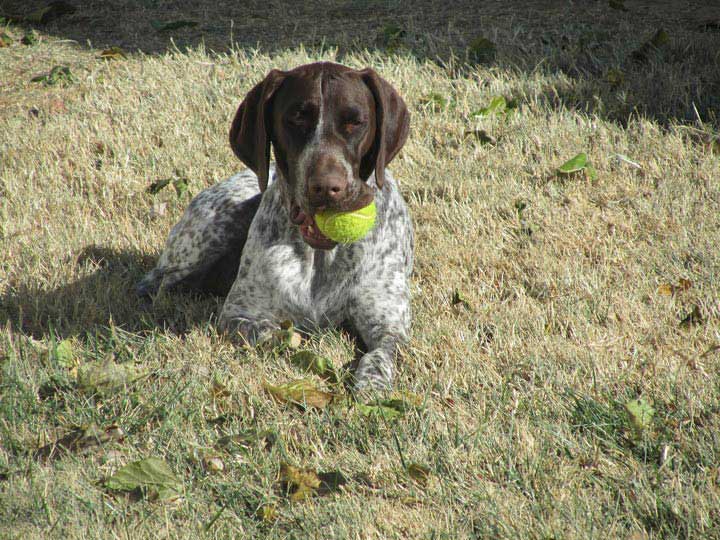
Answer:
290;206;337;250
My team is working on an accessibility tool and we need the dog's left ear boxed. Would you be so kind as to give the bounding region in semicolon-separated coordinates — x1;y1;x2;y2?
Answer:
359;68;410;189
229;69;286;192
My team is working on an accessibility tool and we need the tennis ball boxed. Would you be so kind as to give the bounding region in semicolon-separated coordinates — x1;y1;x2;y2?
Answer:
315;201;377;243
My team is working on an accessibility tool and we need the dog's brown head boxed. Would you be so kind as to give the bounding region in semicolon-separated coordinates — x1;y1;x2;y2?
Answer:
229;62;410;249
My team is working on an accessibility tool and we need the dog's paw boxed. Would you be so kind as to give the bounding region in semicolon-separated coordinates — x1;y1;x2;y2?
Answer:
353;350;394;391
221;317;278;347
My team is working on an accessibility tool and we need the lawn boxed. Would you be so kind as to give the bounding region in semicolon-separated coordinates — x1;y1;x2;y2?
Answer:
1;2;719;538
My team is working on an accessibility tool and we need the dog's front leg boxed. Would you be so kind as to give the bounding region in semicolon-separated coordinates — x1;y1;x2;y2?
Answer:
349;287;411;391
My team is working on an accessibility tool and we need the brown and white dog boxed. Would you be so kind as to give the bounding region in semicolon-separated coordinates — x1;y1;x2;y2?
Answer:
138;62;413;389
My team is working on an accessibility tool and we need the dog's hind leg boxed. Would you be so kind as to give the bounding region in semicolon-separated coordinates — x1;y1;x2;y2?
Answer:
137;171;262;297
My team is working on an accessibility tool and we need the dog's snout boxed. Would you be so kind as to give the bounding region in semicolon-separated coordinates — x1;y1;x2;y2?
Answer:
305;152;350;209
308;175;347;208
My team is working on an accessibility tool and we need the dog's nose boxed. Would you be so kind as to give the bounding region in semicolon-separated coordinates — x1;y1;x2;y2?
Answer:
307;175;347;209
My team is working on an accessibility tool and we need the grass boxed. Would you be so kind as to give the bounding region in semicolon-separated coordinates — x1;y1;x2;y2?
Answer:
2;3;720;538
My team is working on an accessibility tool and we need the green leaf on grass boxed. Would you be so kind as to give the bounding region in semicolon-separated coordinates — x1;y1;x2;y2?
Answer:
356;392;423;420
624;397;655;436
290;350;338;382
263;379;334;409
150;20;198;32
473;95;507;117
557;152;589;174
31;65;76;86
77;361;145;395
105;457;183;501
53;339;75;368
557;152;598;179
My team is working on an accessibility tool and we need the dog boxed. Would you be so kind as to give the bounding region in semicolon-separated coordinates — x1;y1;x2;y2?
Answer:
137;62;413;390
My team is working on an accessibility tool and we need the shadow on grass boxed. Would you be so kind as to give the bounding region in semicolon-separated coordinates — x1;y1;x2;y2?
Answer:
1;0;718;129
0;244;223;340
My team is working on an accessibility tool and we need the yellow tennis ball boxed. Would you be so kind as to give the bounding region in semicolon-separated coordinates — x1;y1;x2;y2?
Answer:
315;201;377;243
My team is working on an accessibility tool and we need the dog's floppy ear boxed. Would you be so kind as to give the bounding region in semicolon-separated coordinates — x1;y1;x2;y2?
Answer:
359;68;410;189
229;69;286;192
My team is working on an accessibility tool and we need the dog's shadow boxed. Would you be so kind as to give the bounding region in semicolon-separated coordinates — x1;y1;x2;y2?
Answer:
1;244;223;341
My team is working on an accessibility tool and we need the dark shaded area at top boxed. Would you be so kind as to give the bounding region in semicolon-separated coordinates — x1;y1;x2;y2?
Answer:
1;0;719;127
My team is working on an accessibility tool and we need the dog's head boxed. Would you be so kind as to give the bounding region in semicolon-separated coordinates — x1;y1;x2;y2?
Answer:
229;62;410;249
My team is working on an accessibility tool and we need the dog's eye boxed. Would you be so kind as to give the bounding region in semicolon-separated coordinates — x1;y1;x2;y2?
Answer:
287;111;307;127
342;118;365;135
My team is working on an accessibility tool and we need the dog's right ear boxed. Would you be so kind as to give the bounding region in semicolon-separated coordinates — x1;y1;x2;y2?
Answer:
229;69;286;192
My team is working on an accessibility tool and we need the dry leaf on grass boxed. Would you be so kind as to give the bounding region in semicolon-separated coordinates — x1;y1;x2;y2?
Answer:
406;462;432;486
215;429;276;454
263;379;334;409
77;361;146;395
279;462;347;501
105;457;183;502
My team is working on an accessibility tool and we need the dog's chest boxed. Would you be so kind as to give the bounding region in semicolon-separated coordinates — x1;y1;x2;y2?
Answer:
264;243;361;324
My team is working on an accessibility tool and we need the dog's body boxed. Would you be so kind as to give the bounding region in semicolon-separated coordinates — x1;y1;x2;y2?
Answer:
138;62;412;389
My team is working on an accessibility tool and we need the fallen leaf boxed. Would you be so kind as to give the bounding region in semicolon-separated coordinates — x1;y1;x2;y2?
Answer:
31;65;76;86
289;350;338;382
557;152;588;174
99;47;126;60
472;96;507;117
52;339;75;368
279;462;321;501
356;402;404;420
0;32;13;47
77;361;145;395
34;423;125;461
624;397;655;437
150;20;198;32
105;457;183;502
356;392;423;420
608;0;628;11
557;152;597;180
263;379;334;409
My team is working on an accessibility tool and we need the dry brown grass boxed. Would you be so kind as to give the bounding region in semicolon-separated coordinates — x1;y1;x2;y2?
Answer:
1;5;720;539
